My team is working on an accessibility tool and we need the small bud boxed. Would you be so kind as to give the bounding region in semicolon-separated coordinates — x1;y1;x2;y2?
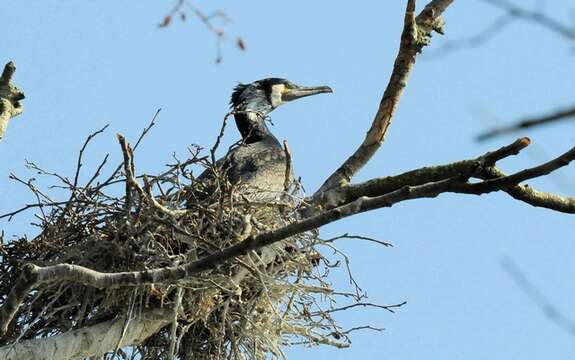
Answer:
237;37;246;51
158;15;172;28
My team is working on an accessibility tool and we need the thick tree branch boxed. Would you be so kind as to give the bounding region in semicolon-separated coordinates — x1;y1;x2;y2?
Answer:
0;62;25;141
317;0;453;193
314;138;530;209
458;145;575;194
314;138;575;214
477;167;575;213
0;307;172;360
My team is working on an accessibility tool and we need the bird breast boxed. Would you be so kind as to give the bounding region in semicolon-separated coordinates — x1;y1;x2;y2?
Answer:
227;141;288;202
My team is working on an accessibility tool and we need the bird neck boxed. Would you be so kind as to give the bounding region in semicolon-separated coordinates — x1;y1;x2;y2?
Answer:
234;110;276;144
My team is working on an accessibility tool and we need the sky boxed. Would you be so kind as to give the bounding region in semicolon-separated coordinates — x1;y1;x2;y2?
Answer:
1;1;575;359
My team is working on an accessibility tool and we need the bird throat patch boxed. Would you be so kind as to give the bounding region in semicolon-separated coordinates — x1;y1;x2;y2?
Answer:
269;84;285;108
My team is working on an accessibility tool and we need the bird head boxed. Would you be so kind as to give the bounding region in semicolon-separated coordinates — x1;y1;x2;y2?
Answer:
230;78;333;115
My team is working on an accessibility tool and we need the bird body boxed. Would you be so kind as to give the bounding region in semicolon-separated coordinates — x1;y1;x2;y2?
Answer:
199;78;332;202
223;136;286;201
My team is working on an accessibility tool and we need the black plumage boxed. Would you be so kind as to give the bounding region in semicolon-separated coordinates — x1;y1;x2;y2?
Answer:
201;78;332;201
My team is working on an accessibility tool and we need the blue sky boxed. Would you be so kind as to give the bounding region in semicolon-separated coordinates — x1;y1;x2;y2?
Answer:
1;1;575;358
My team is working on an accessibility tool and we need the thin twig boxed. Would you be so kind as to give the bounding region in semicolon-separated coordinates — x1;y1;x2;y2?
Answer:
503;258;575;336
477;105;575;141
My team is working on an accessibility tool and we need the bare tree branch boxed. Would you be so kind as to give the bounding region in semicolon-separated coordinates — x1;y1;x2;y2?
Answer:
315;138;575;214
477;105;575;141
0;61;25;141
317;0;453;193
0;308;173;360
432;0;575;58
427;14;515;57
159;0;245;63
503;258;575;336
477;166;575;213
456;145;575;194
314;137;531;209
0;62;16;86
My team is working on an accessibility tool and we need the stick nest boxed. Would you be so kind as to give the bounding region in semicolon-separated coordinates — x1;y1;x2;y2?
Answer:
0;124;394;359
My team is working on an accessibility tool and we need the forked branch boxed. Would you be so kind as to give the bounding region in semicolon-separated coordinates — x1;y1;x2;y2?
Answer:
317;0;454;192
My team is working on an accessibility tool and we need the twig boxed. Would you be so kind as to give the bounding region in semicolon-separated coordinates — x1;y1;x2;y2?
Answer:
477;105;575;141
503;258;575;336
478;167;575;213
432;0;575;58
322;233;393;247
427;14;515;57
482;0;575;40
96;109;161;192
210;111;232;165
159;0;244;64
0;201;69;220
73;125;110;190
340;325;385;336
117;134;188;218
459;144;575;194
310;301;407;316
112;289;139;358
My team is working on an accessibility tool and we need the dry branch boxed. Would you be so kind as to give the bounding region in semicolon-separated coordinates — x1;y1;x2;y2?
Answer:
0;308;173;360
317;0;453;192
314;137;531;209
159;0;245;63
477;105;575;141
502;258;575;336
477;167;575;213
313;138;575;214
457;145;575;194
0;61;25;141
482;0;575;41
432;0;575;57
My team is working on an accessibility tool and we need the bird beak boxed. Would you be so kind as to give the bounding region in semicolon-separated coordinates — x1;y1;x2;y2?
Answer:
282;85;333;102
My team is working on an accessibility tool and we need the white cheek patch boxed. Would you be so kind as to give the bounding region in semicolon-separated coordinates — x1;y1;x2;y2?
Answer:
270;84;285;108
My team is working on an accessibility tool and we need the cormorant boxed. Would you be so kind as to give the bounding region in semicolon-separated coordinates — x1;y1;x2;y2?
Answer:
202;78;332;201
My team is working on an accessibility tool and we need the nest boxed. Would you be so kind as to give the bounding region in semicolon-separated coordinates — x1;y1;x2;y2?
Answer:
0;124;394;359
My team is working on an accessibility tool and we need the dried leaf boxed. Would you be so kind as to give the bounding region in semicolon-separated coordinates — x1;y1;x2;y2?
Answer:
237;37;246;51
158;15;172;28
